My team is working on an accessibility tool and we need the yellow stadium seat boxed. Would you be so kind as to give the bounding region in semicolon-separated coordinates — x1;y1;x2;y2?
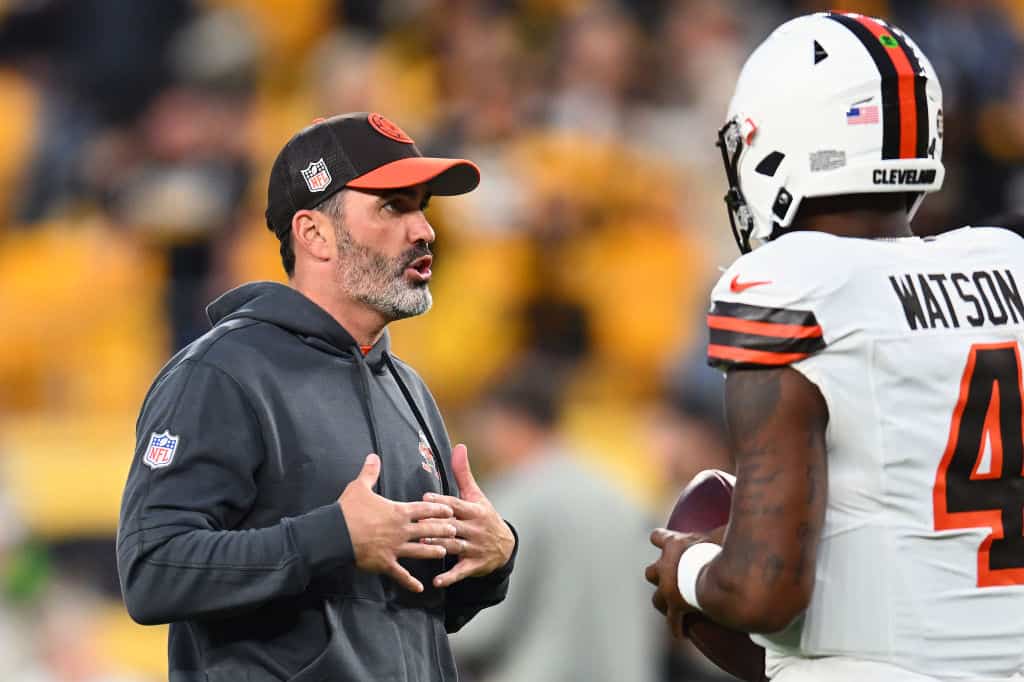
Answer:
0;412;134;537
0;220;166;413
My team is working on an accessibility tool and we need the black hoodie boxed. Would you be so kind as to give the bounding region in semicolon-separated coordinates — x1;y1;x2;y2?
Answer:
117;281;516;682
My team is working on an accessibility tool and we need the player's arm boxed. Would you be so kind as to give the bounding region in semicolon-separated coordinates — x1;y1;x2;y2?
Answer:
699;366;828;632
648;365;827;634
646;251;834;634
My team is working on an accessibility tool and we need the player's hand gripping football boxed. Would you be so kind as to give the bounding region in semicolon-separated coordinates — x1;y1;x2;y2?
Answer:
645;528;721;639
422;444;516;588
339;453;457;593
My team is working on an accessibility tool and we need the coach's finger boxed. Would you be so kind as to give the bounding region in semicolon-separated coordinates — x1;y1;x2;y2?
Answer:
357;454;381;488
451;519;484;540
404;501;454;521
450;444;482;499
423;493;481;518
396;542;447;560
652;590;668;615
421;537;469;555
388;560;423;593
433;559;478;588
406;520;457;541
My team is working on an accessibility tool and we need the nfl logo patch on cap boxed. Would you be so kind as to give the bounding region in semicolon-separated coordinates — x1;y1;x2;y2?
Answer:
301;158;332;192
144;431;180;469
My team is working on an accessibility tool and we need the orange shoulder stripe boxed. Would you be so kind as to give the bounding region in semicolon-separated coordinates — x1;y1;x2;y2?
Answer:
708;343;810;366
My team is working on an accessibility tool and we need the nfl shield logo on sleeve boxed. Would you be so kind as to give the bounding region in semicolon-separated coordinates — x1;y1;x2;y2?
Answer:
144;431;180;469
301;158;332;192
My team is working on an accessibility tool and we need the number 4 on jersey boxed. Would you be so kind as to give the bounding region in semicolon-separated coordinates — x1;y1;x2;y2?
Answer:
933;342;1024;586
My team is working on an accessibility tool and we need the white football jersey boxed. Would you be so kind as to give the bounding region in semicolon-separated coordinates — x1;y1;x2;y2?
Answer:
708;227;1024;679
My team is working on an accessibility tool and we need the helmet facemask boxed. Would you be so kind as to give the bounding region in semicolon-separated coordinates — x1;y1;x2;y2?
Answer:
717;117;756;255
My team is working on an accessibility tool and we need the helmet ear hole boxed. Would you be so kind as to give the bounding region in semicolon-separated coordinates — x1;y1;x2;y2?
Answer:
772;188;793;221
755;152;786;177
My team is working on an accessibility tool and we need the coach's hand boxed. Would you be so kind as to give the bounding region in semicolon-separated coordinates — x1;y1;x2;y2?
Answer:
340;454;457;593
422;444;516;588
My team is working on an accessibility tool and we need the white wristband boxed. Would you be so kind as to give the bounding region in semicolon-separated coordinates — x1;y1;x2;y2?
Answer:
676;542;722;612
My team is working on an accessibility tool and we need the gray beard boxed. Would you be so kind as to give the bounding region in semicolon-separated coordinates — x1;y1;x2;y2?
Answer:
336;227;432;321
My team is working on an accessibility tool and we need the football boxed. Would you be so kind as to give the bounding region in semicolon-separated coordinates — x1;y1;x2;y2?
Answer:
667;469;767;682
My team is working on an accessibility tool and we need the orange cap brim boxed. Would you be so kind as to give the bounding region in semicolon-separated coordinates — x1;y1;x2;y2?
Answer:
346;157;480;196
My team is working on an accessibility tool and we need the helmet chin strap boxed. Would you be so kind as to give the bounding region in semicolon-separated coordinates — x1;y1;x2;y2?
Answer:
907;191;927;222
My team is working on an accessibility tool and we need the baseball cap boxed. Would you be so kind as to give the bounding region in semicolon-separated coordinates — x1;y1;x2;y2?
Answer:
265;112;480;238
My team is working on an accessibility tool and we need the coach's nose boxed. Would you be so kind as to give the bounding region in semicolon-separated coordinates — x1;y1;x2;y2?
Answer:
408;211;435;245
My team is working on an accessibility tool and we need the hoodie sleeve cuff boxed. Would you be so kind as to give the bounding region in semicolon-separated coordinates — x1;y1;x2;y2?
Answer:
285;502;355;578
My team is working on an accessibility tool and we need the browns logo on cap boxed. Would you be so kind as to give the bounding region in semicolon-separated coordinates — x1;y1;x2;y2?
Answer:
368;113;415;144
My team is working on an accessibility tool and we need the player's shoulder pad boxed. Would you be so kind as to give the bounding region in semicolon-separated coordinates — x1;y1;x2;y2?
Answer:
708;232;854;371
963;225;1024;249
931;226;1024;266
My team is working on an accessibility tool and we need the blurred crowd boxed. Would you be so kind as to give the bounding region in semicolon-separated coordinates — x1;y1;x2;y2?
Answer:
0;0;1022;680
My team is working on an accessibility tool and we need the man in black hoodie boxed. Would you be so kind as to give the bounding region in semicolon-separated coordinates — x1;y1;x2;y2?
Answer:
117;113;517;682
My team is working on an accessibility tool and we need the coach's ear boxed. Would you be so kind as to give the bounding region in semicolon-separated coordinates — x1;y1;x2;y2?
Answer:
292;208;333;264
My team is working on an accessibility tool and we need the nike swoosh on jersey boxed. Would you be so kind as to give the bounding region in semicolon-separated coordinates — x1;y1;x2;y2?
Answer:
730;275;773;293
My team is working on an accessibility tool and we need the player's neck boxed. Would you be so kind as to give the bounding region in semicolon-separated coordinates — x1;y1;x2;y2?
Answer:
790;193;914;241
801;211;913;241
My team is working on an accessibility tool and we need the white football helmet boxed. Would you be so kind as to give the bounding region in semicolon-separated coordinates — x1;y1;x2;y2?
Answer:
718;12;944;253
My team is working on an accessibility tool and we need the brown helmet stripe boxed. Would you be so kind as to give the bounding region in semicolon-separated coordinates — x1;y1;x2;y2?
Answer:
827;13;926;160
883;21;931;158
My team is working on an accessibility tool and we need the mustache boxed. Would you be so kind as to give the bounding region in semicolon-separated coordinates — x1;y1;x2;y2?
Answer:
398;243;432;270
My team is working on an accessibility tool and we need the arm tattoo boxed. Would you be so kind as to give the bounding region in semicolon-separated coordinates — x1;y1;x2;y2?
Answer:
699;367;829;630
763;554;785;587
726;369;782;441
794;522;813;585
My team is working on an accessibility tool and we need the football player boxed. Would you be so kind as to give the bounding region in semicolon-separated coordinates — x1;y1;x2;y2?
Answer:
646;12;1024;682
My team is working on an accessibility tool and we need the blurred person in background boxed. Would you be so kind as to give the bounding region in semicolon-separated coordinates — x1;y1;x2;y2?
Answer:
896;0;1024;233
27;578;150;682
451;357;658;682
87;8;259;349
647;384;732;509
0;2;258;350
0;0;193;222
423;5;537;236
546;3;638;137
634;0;752;260
117;113;516;681
0;481;147;681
